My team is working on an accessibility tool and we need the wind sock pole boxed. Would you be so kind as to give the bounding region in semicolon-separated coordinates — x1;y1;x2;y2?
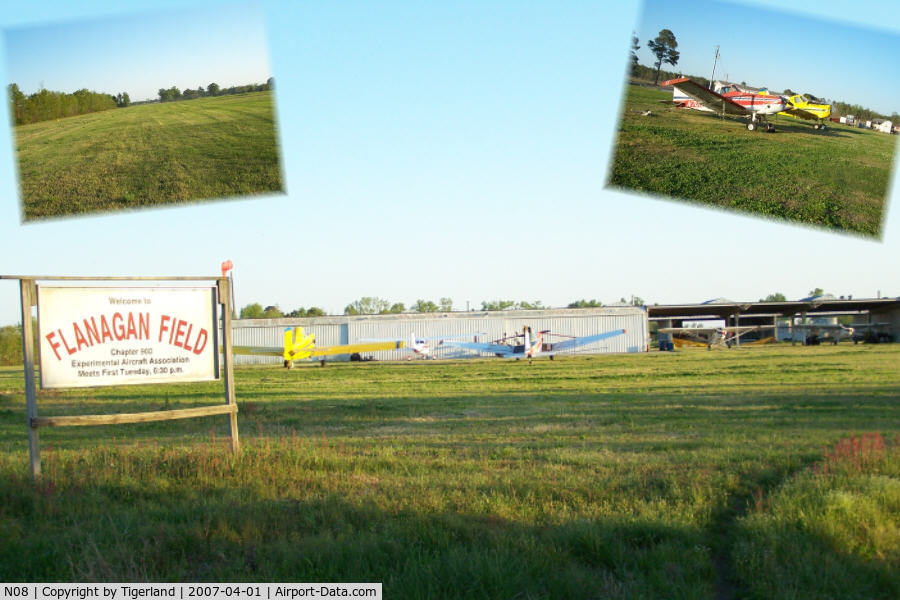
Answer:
221;260;235;318
709;45;720;89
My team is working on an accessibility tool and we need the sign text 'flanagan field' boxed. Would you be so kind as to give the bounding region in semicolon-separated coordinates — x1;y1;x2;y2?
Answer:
37;287;219;388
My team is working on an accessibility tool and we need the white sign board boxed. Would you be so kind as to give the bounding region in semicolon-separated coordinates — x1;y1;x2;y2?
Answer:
37;286;219;388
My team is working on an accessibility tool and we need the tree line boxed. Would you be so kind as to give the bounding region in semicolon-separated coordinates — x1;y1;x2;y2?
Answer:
237;296;650;319
7;84;126;125
0;321;38;366
158;78;274;103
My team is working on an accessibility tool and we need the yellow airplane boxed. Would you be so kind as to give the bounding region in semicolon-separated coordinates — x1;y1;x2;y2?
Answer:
778;94;832;130
234;326;405;367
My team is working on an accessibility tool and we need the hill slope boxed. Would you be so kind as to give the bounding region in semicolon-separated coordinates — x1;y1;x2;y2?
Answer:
13;92;283;220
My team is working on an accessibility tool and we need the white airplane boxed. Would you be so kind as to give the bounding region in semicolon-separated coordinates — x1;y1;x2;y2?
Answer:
658;325;767;349
359;333;485;360
442;326;626;362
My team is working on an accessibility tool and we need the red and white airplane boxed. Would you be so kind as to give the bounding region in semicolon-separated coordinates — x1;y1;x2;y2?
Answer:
662;77;788;132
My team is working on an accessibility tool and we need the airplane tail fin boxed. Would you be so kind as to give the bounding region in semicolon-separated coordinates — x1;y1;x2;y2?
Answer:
283;326;316;361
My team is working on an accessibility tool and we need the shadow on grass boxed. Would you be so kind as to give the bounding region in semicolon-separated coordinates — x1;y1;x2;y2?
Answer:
1;465;895;599
0;472;713;598
730;514;899;600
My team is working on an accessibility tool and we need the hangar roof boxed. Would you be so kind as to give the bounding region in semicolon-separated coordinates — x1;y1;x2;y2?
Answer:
647;297;900;320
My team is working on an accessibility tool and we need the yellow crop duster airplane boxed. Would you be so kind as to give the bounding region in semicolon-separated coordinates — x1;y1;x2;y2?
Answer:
235;326;405;367
779;94;832;130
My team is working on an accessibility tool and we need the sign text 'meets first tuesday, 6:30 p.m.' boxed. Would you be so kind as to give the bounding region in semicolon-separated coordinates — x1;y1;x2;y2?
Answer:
37;287;219;389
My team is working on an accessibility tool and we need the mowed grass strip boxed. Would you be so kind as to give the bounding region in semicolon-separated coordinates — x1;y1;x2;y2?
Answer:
14;92;283;220
608;84;896;237
0;344;897;598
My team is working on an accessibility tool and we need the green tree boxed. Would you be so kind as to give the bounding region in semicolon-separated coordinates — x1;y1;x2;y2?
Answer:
412;299;439;313
262;305;284;319
647;29;679;85
619;296;645;306
239;303;265;319
519;300;545;310
0;324;23;365
808;287;825;297
439;297;453;312
630;32;641;75
8;83;26;124
207;82;220;96
305;307;325;317
344;297;391;315
761;293;787;302
568;299;603;308
388;303;406;314
481;300;516;311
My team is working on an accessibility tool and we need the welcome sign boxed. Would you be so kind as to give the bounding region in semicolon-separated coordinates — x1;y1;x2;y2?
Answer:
37;286;219;388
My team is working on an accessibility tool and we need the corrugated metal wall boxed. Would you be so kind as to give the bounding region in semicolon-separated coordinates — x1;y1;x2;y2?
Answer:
232;308;648;364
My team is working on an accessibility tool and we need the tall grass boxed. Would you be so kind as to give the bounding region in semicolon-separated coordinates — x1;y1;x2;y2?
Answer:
13;92;283;220
607;84;895;237
0;344;897;597
732;433;900;599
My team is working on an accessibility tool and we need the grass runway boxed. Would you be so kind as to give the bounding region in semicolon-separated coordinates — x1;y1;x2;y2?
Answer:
608;84;897;238
0;344;898;598
13;92;283;221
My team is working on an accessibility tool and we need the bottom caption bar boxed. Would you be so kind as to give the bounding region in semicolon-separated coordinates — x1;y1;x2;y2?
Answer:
0;584;382;600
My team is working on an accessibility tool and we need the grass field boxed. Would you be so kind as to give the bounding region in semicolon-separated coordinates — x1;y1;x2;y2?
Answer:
13;93;283;220
607;84;897;237
1;344;898;598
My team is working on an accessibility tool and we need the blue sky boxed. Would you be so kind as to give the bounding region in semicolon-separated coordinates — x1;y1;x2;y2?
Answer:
5;3;271;102
0;0;897;326
635;0;900;116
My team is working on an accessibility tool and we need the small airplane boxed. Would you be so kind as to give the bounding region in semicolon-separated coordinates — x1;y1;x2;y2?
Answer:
442;326;626;362
788;322;855;345
662;76;788;132
779;94;832;130
846;322;892;344
658;325;766;349
358;332;486;360
234;326;405;367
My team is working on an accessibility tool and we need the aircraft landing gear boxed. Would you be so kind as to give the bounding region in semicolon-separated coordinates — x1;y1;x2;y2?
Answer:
765;123;775;132
747;122;756;131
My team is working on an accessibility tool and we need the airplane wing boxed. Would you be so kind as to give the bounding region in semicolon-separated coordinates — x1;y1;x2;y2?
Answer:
442;340;514;356
359;333;485;342
659;326;761;334
661;77;748;115
781;107;820;121
235;327;404;363
658;327;716;335
305;340;404;358
548;329;626;353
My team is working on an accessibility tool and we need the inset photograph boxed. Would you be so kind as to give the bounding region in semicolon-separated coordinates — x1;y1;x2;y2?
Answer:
5;3;283;221
608;0;900;238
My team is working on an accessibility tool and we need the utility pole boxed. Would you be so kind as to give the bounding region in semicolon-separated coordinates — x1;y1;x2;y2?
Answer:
709;45;720;89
